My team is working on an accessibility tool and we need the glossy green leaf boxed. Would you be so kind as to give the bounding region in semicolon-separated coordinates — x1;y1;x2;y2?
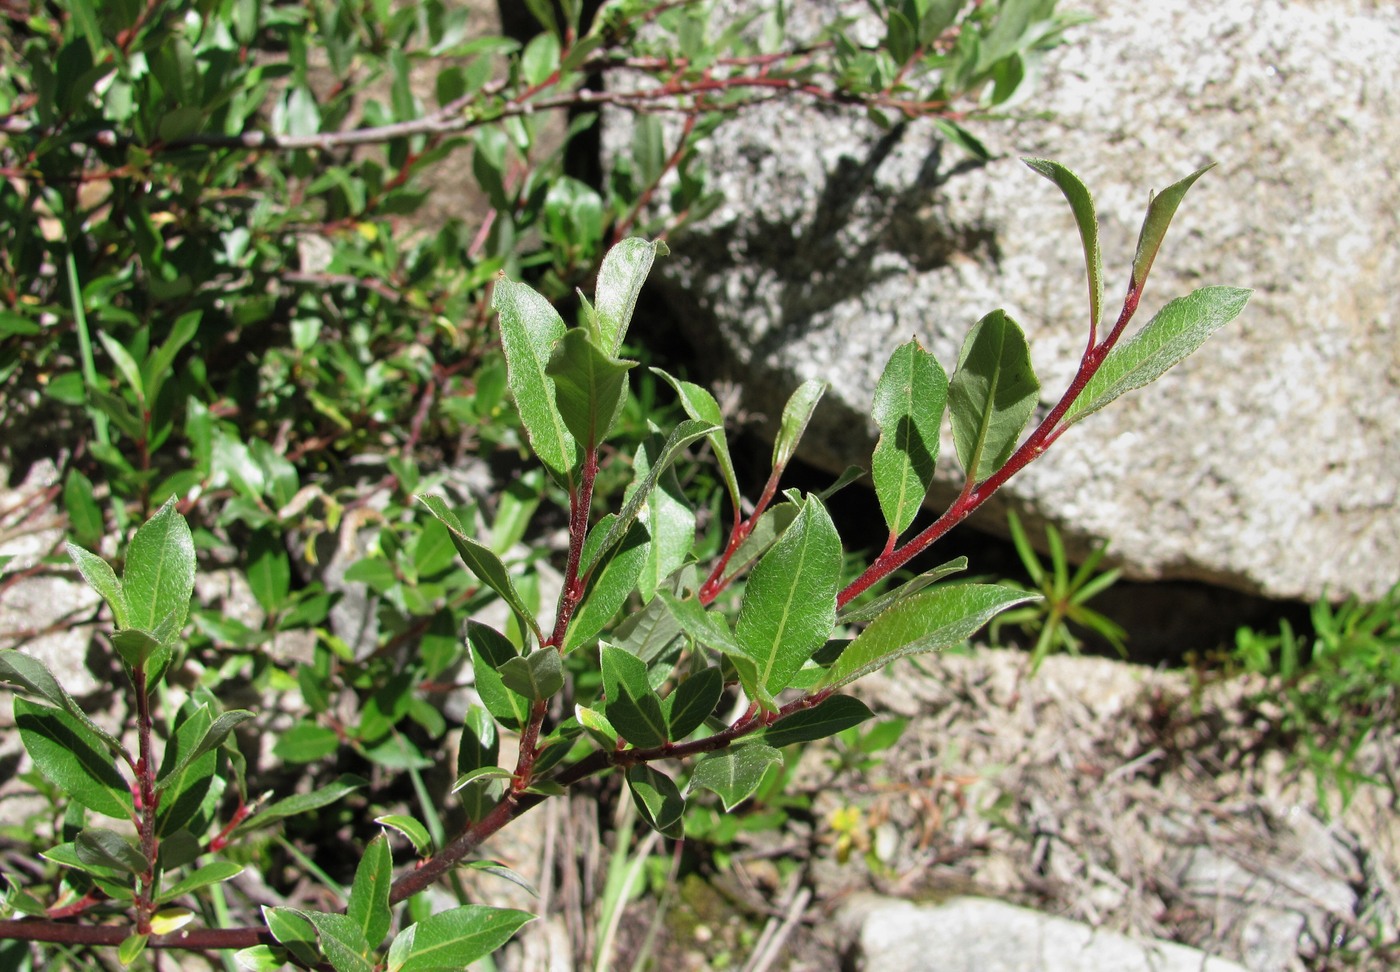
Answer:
1131;164;1214;291
565;520;650;651
666;667;722;741
1063;287;1252;428
632;436;696;603
822;583;1039;689
600;645;667;748
156;704;218;835
15;697;132;819
652;368;741;512
576;703;619;747
397;905;534;972
625;765;685;839
122;497;195;638
871;339;947;536
467;622;531;731
234;945;284;972
263;906;321;969
457;705;499;775
119;934;148;967
760;695;874;747
347;834;393;950
546;328;635;448
593;238;665;356
580;419;715;574
838;558;968;624
302;911;374;972
1024;158;1102;328
948;310;1039;481
494;276;579;485
157;709;253;789
772;379;826;473
0;648;126;756
497;648;563;701
237;775;367;834
66;543;128;628
157;861;244;903
75;827;148;874
734;496;841;704
376;815;433;855
419;495;542;643
689;744;781;811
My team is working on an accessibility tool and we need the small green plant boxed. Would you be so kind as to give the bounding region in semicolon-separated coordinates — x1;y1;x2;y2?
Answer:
1232;583;1400;813
0;150;1248;968
991;510;1126;671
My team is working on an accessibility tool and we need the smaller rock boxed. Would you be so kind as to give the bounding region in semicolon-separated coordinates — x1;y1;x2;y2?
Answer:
840;894;1249;972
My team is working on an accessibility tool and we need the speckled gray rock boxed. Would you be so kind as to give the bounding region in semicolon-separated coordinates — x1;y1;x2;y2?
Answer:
609;0;1400;601
840;895;1249;972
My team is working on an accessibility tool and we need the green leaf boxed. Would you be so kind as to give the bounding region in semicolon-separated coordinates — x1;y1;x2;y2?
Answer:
760;695;874;747
659;592;741;657
625;765;685;839
376;814;433;855
1063;287;1253;428
156;709;254;789
575;704;619;747
247;530;291;614
666;667;722;741
593;238;665;356
155;704;218;835
822;584;1039;689
347;835;393;950
1024;158;1103;328
15;697;132;819
272;722;340;764
772;380;826;473
122;497;195;639
263;906;322;969
467;622;531;731
720;501;800;586
565;520;650;651
497;649;563;701
0;649;126;756
734;496;842;705
580;419;715;574
652;368;741;512
494;277;579;485
119;933;148;967
97;331;145;402
234;945;285;972
631;435;696;603
63;469;104;548
457;705;499;775
419;495;542;643
302;911;374;972
838;558;968;624
947;310;1039;481
689;744;781;811
157;861;244;903
75;827;148;874
546;329;635;448
1131;164;1214;291
521;29;560;86
112;629;164;672
600;645;668;748
238;775;367;834
871;339;947;537
397;905;534;972
66;543;128;627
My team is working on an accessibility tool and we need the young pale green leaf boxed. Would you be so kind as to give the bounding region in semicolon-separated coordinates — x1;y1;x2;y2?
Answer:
580;419;716;574
497;649;564;702
822;584;1040;689
759;695;874;747
237;775;367;835
1062;287;1252;428
625;765;685;839
157;861;244;903
397;905;534;972
772;379;826;473
122;497;195;639
0;648;126;756
565;521;650;651
66;543;128;628
1024;159;1103;328
689;744;782;811
376;815;434;856
1131;164;1215;291
666;667;722;741
652;368;741;512
467;622;531;731
301;911;374;972
150;907;195;936
419;495;542;644
234;945;285;972
75;827;148;874
119;934;148;967
14;697;132;819
948;310;1040;481
734;496;842;704
494;276;579;485
347;834;393;950
871;339;947;537
545;329;635;448
576;704;619;748
112;629;163;672
593;238;666;356
631;437;696;603
838;558;969;624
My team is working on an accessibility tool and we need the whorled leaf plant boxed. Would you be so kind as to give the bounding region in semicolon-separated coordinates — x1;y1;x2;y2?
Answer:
0;160;1248;968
